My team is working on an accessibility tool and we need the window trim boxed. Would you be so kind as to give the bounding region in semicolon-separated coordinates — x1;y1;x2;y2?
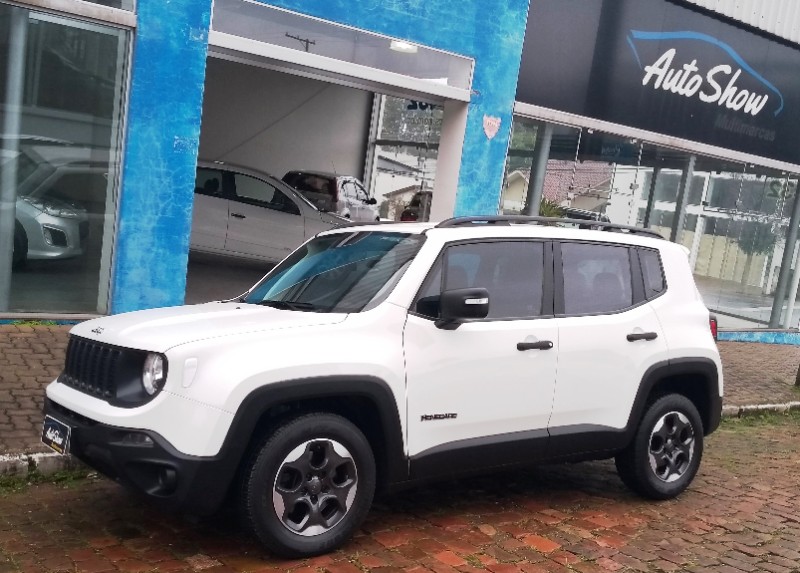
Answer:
637;247;668;302
9;0;136;28
555;240;645;318
409;238;555;323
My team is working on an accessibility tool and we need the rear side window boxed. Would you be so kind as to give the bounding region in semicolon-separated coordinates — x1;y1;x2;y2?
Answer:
561;243;633;315
640;249;665;299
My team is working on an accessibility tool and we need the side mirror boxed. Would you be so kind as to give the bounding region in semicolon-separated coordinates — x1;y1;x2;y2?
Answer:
435;288;490;330
366;197;377;205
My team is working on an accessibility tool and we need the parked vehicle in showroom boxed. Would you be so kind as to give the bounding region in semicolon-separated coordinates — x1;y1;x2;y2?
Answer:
43;214;722;558
399;190;432;221
191;162;348;263
282;171;380;222
5;143;94;269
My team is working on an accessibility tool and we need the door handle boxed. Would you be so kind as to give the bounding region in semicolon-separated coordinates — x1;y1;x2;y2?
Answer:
517;340;554;351
626;332;658;342
231;212;246;219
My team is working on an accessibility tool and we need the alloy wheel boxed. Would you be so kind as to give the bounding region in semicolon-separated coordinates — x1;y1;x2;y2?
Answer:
648;410;696;483
272;438;358;536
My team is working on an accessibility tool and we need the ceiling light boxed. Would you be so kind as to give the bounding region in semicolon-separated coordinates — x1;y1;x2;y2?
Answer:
390;40;418;54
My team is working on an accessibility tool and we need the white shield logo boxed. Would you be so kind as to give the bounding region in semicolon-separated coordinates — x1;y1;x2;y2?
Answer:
483;115;501;140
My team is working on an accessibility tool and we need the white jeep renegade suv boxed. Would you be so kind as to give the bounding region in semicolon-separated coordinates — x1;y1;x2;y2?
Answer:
42;216;722;557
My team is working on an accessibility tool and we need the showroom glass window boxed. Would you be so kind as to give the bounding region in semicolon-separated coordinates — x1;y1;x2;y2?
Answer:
0;5;130;313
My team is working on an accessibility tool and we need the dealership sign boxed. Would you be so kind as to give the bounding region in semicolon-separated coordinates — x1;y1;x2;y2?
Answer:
634;36;781;118
517;0;800;165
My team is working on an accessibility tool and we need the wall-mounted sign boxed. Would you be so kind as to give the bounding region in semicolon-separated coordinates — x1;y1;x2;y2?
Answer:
517;0;800;165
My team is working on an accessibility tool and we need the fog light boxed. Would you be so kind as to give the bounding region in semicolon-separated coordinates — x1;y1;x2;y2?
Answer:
120;432;154;447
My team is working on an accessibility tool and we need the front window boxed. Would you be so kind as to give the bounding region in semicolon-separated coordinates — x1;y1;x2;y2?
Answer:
243;231;425;312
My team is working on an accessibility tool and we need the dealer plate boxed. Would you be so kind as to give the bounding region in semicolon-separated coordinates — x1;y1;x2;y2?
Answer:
41;415;71;455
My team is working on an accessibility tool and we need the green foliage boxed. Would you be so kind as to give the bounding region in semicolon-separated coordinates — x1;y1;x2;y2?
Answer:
10;320;57;326
736;221;776;256
539;198;565;218
0;468;93;496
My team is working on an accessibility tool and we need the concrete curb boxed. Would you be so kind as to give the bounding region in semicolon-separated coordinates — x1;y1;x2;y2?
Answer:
3;401;799;479
0;451;84;478
721;401;800;418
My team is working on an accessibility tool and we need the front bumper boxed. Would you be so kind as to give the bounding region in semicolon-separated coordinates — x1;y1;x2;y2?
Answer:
44;398;237;515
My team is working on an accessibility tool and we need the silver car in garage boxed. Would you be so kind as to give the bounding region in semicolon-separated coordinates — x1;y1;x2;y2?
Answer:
9;145;94;269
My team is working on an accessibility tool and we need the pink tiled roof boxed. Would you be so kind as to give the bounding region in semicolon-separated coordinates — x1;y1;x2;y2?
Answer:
513;161;613;204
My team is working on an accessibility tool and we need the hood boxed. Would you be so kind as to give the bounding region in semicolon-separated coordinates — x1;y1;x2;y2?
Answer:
70;302;348;352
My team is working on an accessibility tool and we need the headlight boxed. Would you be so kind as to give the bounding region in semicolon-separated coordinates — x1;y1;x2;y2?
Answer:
142;353;166;395
23;197;80;218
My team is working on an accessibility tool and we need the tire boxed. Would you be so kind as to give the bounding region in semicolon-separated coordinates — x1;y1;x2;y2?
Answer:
240;413;375;558
615;393;704;500
12;221;27;270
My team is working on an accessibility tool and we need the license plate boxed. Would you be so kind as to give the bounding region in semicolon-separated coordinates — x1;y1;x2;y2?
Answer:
41;415;71;455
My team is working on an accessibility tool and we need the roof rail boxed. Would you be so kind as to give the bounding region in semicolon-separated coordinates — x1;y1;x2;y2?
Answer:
435;215;663;239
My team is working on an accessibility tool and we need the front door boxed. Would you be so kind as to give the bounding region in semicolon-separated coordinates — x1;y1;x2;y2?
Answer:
404;240;558;478
224;173;305;261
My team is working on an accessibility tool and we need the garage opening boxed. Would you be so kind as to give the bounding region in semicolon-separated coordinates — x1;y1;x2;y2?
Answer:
186;1;472;304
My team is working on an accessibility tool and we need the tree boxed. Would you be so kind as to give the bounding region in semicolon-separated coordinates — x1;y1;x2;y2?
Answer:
736;220;777;287
539;198;565;218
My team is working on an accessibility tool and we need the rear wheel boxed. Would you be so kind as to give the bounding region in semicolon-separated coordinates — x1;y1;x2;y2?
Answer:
615;394;703;499
240;413;375;558
12;221;27;270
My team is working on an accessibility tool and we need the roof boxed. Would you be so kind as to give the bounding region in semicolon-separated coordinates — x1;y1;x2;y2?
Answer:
508;160;613;204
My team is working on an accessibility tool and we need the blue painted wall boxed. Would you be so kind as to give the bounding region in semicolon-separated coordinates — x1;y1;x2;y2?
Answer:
259;0;530;217
111;0;528;313
111;0;212;313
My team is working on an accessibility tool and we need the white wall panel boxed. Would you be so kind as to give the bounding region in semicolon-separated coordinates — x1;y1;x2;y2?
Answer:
683;0;800;44
199;58;371;181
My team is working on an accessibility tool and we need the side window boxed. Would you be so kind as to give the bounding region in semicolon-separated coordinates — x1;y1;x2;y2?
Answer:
415;241;545;320
354;182;369;202
234;174;301;215
640;248;665;299
561;243;633;315
342;181;358;199
195;168;225;197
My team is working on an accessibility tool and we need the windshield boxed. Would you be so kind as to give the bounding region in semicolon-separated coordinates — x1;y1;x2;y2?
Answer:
243;231;425;312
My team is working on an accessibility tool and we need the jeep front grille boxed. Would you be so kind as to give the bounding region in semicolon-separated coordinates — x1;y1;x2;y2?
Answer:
59;336;120;399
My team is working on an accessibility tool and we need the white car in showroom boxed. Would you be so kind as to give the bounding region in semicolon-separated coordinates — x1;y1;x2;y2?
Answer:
191;162;348;263
282;171;380;222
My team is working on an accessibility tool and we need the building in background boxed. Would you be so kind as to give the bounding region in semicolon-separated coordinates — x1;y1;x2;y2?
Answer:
3;0;800;331
503;0;800;329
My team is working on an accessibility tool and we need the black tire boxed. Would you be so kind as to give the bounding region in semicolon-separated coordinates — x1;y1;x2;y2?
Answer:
12;221;27;270
615;393;704;500
240;413;375;558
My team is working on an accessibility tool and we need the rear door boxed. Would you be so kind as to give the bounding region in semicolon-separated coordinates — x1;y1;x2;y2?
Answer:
224;172;305;261
549;242;669;450
190;167;230;253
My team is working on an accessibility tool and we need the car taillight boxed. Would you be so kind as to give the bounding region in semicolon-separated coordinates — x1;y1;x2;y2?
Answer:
400;212;418;222
709;315;718;341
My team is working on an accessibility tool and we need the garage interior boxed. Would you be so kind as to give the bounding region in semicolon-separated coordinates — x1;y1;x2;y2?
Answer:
185;55;445;304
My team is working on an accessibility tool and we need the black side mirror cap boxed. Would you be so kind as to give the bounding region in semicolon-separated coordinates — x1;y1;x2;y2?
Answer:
435;288;490;329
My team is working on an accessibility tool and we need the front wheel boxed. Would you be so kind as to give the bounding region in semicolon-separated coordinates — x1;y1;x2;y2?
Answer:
12;221;27;270
240;413;375;558
615;394;704;500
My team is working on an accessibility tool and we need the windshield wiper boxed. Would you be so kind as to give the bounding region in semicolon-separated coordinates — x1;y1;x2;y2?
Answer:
256;300;325;311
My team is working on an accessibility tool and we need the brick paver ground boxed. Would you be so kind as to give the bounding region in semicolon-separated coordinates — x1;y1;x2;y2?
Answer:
1;325;800;454
1;412;799;573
